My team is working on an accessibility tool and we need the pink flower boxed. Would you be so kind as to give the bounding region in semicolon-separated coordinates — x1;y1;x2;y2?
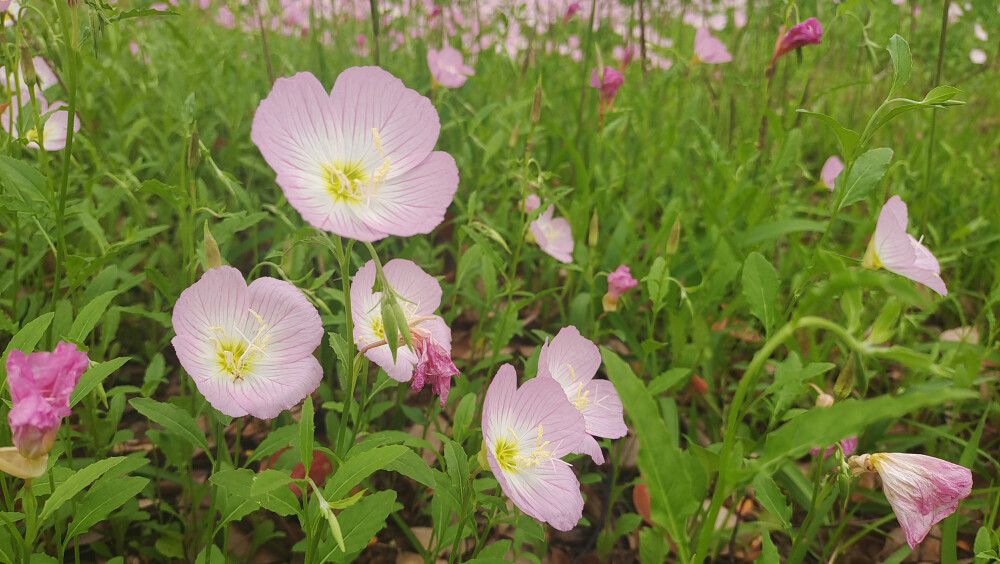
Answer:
530;206;574;263
970;48;987;64
1;97;81;151
772;17;823;61
589;66;624;107
483;364;591;531
862;196;947;296
849;453;972;548
809;436;857;459
537;326;626;465
251;69;459;241
603;265;638;312
352;259;458;407
562;1;581;23
427;45;475;88
0;1;12;13
171;266;324;419
820;155;844;190
693;27;732;64
612;44;639;68
5;342;88;459
522;193;541;213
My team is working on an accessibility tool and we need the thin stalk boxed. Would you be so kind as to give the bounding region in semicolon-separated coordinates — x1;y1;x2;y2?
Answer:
921;0;950;232
573;0;598;141
52;0;80;321
334;236;357;455
369;0;381;67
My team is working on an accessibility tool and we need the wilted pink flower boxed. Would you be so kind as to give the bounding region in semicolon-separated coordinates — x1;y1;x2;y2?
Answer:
810;436;857;459
530;206;574;263
562;1;581;23
352;259;458;407
862;195;947;296
251;69;459;241
0;98;80;152
693;27;732;64
427;45;475;88
773;17;823;60
820;155;844;190
483;364;590;531
603;265;638;312
849;453;972;548
171;266;323;419
5;342;88;460
537;326;626;465
589;66;624;107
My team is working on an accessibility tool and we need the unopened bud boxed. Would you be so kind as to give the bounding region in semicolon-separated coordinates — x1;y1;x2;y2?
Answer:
20;47;37;88
666;219;681;257
203;221;222;270
187;129;200;170
530;77;543;124
833;353;856;400
588;211;599;247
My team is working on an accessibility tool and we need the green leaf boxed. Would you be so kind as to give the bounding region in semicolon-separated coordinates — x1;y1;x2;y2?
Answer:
129;398;211;456
867;299;903;345
325;445;415;500
0;156;47;202
319;490;398;562
451;393;476;444
921;85;962;105
765;353;835;423
742;252;780;336
300;397;315;473
245;425;299;465
2;313;54;380
40;457;127;522
886;35;911;96
838;148;893;210
250;469;300;516
70;357;129;407
796;110;859;158
743;219;826;246
751;474;792;530
759;531;780;564
384;447;435;490
66;476;148;538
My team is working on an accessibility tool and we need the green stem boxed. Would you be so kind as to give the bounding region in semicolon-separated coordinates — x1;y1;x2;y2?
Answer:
921;0;950;232
368;0;381;67
52;0;80;323
334;236;357;456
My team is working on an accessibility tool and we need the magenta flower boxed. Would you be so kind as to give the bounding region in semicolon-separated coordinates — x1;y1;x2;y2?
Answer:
5;342;88;460
352;259;458;407
693;27;732;64
772;17;823;61
537;326;627;465
427;45;475;88
849;453;972;548
251;68;459;242
809;436;857;459
562;1;581;23
171;266;323;419
602;265;639;312
862;196;947;296
820;155;844;190
483;364;591;531
530;206;574;263
589;66;624;107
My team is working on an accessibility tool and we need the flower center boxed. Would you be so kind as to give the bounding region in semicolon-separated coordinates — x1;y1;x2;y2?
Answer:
495;425;553;473
208;308;271;382
494;437;518;472
570;382;590;411
323;128;392;205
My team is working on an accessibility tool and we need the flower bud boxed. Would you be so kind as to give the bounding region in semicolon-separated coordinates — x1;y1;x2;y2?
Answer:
20;46;37;88
530;77;543;124
203;221;222;270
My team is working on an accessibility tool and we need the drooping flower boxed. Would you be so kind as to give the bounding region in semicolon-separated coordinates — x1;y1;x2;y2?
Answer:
809;436;857;459
530;206;574;263
251;68;459;242
849;453;972;548
171;266;324;419
767;17;823;75
602;265;639;312
562;1;581;24
589;66;624;107
351;259;458;407
5;341;88;460
862;195;947;296
427;45;475;88
537;326;627;464
483;364;590;531
820;155;844;190
0;97;80;152
693;27;732;64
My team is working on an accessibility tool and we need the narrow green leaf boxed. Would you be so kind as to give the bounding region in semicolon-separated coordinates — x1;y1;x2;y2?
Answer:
451;393;476;444
0;156;47;201
40;457;126;522
759;531;780;564
129;398;211;455
751;474;792;530
318;490;397;562
66;476;148;538
796;110;859;158
325;445;412;500
301;397;315;473
245;425;298;465
70;357;129;407
887;35;912;96
742;252;780;336
2;313;55;379
921;85;961;105
838;148;893;210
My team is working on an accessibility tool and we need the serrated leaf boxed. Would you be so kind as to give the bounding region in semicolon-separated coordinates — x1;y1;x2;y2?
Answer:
751;474;792;530
40;457;127;522
129;398;211;455
838;148;893;210
887;35;911;96
742;252;780;336
66;476;148;538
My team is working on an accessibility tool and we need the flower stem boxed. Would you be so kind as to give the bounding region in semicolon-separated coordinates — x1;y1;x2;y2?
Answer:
333;236;357;456
921;0;950;232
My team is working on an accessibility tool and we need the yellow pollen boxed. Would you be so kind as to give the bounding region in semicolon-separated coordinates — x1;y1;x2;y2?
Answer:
571;383;590;411
208;308;271;382
495;425;554;472
567;364;577;382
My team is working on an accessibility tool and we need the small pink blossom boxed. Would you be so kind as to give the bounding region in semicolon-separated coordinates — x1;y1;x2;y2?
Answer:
773;17;823;60
522;194;541;213
693;27;732;64
427;45;475;88
5;342;88;460
603;265;639;311
562;1;581;24
251;69;459;241
862;196;947;296
483;364;591;531
589;66;624;107
613;44;639;68
809;436;857;459
849;453;972;548
354;34;369;57
530;206;574;263
171;266;324;419
970;48;987;64
537;326;627;465
352;259;458;407
820;155;844;190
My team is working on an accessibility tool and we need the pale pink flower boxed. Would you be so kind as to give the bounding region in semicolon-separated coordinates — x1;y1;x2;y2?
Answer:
171;266;323;419
522;194;541;213
0;57;58;98
603;265;638;312
537;326;626;465
5;342;88;459
820;155;844;190
612;44;639;68
970;48;987;64
530;206;574;263
427;45;474;88
0;1;12;12
974;23;988;41
693;27;732;64
849;453;972;548
483;364;591;531
251;69;459;241
589;66;624;107
862;196;947;296
352;259;457;407
1;98;81;152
